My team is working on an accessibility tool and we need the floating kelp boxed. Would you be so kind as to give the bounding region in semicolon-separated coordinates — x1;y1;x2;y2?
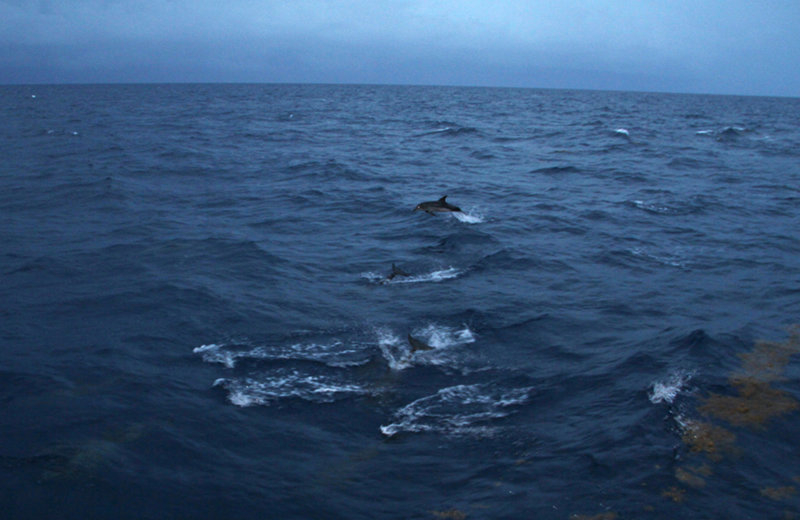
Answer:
675;467;707;489
669;327;800;507
661;486;686;502
737;327;800;382
431;509;467;520
760;485;796;501
680;419;738;460
32;423;147;482
698;326;800;428
700;377;799;427
569;513;617;520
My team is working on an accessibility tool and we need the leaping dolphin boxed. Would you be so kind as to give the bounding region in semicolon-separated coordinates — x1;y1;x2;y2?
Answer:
407;333;434;352
413;195;462;215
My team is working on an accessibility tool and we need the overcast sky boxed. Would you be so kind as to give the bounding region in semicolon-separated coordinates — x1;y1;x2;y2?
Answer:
1;0;798;96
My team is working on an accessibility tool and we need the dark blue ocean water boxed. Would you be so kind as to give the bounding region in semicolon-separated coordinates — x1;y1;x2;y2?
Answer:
1;83;799;519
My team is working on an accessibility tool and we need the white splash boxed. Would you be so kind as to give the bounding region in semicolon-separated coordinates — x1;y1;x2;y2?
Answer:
376;324;476;371
380;383;533;437
614;128;630;137
375;327;412;371
649;370;694;404
452;209;485;224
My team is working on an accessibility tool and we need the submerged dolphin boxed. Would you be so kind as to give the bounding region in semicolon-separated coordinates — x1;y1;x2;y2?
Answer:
407;333;434;352
385;263;411;282
413;195;462;215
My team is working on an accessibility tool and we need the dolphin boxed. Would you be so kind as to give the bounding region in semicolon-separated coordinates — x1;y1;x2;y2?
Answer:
413;195;462;215
407;333;434;352
385;263;411;282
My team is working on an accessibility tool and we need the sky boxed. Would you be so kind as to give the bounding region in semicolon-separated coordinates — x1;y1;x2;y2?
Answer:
1;0;799;96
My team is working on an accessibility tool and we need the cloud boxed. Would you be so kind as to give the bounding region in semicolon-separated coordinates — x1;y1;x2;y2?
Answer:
1;0;799;95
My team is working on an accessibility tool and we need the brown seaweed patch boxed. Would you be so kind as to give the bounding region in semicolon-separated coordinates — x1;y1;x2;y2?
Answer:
661;486;686;502
680;419;737;460
569;513;617;520
431;509;467;520
699;377;799;427
738;327;800;381
761;486;797;501
675;467;706;489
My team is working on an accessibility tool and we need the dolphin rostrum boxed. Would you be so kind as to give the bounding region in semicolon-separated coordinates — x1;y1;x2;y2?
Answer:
385;263;411;282
413;195;462;215
407;333;434;352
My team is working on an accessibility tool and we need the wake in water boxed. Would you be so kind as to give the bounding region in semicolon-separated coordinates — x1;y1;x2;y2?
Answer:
212;371;370;407
361;266;464;285
380;383;534;437
194;323;479;408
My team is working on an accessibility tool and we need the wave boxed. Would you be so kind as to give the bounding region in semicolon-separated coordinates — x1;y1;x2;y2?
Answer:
629;246;690;269
529;165;581;175
414;121;479;138
380;383;533;437
285;159;370;182
695;126;749;141
626;195;711;216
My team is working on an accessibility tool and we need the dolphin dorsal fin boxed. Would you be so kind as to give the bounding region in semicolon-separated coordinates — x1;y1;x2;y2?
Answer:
439;195;447;202
408;333;433;352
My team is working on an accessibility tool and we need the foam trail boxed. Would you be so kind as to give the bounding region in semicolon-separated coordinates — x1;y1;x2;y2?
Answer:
213;372;368;407
380;383;533;437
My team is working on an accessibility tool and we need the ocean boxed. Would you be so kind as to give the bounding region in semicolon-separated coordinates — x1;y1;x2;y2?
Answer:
1;83;799;519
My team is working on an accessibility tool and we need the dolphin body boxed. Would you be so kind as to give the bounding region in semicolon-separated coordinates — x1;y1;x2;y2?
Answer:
407;333;434;352
413;195;462;215
385;263;411;282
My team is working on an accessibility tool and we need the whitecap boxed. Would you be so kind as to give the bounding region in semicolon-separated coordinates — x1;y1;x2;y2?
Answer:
614;128;630;137
649;370;694;404
380;383;533;437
